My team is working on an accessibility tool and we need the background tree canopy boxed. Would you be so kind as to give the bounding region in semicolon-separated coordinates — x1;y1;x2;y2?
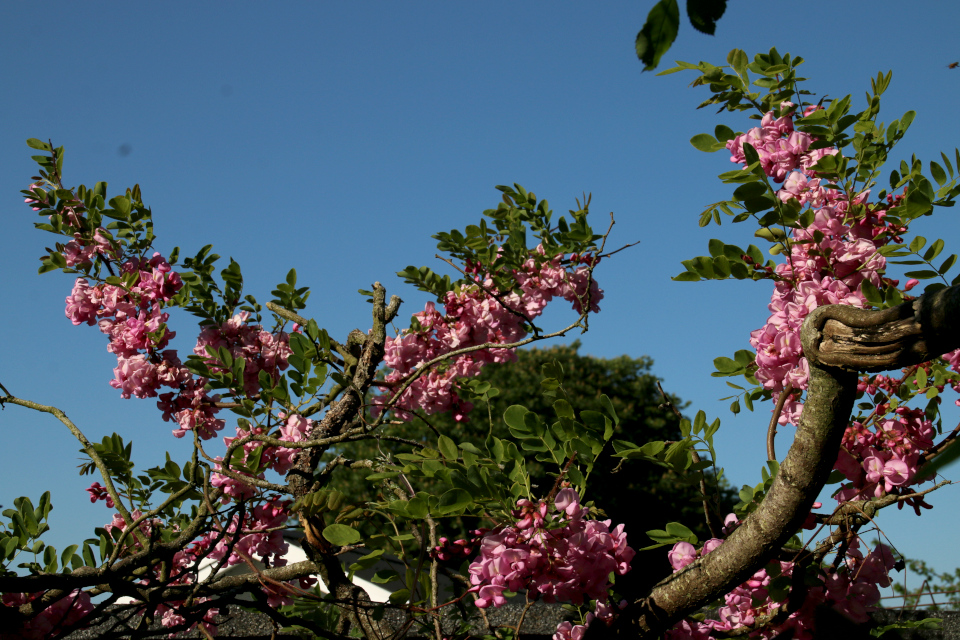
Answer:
327;341;736;593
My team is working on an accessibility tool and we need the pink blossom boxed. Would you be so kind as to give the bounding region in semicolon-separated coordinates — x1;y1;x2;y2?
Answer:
667;542;698;571
468;492;632;609
0;590;93;639
65;279;101;326
86;482;114;508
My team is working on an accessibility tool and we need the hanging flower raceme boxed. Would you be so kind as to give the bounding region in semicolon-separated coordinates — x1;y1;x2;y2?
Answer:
377;247;602;421
730;107;898;429
664;537;895;639
467;488;633;609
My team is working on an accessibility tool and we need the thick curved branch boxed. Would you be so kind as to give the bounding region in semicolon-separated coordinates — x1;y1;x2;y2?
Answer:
593;284;960;639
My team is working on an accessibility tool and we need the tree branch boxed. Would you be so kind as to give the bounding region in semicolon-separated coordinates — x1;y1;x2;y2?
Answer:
592;284;960;639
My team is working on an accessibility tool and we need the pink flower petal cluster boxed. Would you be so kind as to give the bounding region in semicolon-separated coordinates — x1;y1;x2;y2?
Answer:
665;539;895;639
833;406;934;502
731;109;901;427
203;500;291;567
86;481;114;508
24;183;43;211
551;597;628;639
726;108;816;183
62;228;117;267
379;248;602;420
194;311;292;396
157;376;225;440
0;589;93;640
433;529;487;562
100;501;292;636
211;412;312;499
64;253;188;400
468;488;633;609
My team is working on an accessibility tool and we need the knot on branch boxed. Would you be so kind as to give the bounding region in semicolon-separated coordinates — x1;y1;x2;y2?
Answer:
801;284;960;372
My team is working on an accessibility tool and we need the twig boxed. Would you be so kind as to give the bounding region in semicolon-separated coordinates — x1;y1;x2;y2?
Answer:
656;382;722;538
0;395;148;549
767;384;795;462
598;239;641;260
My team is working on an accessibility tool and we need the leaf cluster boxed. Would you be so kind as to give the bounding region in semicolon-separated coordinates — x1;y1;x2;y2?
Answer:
399;184;602;315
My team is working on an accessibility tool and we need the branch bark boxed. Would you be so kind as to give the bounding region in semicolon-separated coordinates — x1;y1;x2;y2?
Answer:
591;284;960;639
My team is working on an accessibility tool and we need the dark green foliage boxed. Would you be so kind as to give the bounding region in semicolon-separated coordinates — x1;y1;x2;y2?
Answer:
328;342;735;594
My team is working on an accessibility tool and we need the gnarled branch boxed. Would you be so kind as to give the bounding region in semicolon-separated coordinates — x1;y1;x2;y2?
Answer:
592;283;960;639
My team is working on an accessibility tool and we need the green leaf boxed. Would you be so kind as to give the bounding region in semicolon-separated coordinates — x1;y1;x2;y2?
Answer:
371;569;400;584
904;270;939;280
322;524;361;546
860;279;883;306
940;255;957;275
599;394;619;427
665;521;697;543
437;489;472;515
715;124;735;142
635;0;680;71
43;545;57;573
552;399;575;420
923;239;945;262
61;544;78;570
713;357;742;373
688;0;727;35
690;133;723;153
726;47;746;76
437;435;458;461
109;196;131;217
930;161;948;186
389;588;411;605
406;497;428;519
503;405;529;431
26;138;52;151
82;542;96;567
20;505;39;538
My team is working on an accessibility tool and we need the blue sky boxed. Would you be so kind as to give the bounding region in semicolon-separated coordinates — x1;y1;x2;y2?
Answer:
2;1;960;602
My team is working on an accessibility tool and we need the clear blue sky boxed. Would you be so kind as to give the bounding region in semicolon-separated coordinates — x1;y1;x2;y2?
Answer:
2;1;960;600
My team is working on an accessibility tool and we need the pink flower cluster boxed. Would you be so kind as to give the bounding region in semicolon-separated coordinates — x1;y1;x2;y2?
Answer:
726;108;820;183
433;529;486;562
665;539;895;639
552;599;628;640
833;406;934;502
62;228;117;267
158;378;225;440
86;481;114;508
64;253;186;399
43;185;306;634
0;590;93;640
100;500;293;636
211;412;311;501
379;248;602;420
729;107;901;427
104;510;221;636
468;488;633;609
160;310;292;441
194;311;292;397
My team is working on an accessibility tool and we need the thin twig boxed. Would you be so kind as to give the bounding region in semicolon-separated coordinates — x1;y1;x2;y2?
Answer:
767;384;795;462
656;382;722;538
1;395;148;549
